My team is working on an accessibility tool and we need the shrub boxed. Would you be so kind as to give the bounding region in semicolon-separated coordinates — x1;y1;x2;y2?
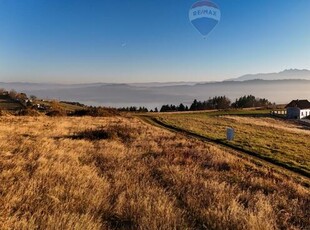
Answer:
70;107;120;117
18;109;41;117
46;109;67;117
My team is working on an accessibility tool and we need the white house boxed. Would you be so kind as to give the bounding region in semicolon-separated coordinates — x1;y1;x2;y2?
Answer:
285;100;310;119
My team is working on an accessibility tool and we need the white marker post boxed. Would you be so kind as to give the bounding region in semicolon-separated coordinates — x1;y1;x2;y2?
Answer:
226;128;235;141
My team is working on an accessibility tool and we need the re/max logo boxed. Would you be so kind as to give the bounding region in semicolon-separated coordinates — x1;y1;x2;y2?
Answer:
193;9;217;17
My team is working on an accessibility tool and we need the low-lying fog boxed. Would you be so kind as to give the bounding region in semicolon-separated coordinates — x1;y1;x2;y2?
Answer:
1;79;309;109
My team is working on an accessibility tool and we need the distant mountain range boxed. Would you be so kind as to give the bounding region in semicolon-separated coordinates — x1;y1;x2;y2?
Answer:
1;69;310;109
227;69;310;81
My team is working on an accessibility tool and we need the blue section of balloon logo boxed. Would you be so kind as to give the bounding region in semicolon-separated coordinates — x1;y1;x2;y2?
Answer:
189;1;221;37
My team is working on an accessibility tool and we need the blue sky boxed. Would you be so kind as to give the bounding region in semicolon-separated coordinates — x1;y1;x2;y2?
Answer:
0;0;309;83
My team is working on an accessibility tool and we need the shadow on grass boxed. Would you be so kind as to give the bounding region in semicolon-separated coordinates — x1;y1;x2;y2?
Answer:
104;214;136;230
55;125;138;144
69;128;110;141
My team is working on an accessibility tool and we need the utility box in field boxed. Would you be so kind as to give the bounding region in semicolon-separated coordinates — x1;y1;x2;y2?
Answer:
226;128;235;141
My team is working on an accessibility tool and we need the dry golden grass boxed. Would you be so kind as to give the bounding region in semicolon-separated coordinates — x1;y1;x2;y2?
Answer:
0;115;309;229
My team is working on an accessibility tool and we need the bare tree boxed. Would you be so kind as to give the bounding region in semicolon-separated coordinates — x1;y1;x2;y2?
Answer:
9;90;17;99
30;95;37;101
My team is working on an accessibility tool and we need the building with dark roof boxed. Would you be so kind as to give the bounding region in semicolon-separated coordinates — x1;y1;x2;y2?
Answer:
285;100;310;119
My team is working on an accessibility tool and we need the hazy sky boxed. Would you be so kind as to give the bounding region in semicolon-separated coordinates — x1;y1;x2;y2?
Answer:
0;0;309;83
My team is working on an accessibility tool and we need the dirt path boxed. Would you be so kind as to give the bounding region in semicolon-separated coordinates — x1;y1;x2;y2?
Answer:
139;115;310;188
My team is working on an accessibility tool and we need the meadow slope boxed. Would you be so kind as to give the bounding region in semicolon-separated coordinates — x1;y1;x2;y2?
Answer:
0;115;309;229
156;113;310;176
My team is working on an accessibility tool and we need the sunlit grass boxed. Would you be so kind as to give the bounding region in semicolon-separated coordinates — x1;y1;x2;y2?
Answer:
0;115;309;229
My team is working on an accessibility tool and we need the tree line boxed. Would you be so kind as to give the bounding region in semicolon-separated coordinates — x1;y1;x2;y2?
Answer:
118;106;149;113
159;95;272;112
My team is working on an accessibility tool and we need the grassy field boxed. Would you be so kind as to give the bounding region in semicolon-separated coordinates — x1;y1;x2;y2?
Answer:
154;110;310;177
34;100;85;112
0;97;85;113
0;114;309;229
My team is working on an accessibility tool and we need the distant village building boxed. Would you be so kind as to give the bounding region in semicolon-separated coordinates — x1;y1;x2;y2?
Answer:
285;100;310;119
35;103;50;111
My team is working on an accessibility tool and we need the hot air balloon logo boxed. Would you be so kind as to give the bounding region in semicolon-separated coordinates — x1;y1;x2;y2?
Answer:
189;0;221;38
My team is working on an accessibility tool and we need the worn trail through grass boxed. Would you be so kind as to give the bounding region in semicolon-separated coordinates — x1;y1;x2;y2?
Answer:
139;115;310;186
